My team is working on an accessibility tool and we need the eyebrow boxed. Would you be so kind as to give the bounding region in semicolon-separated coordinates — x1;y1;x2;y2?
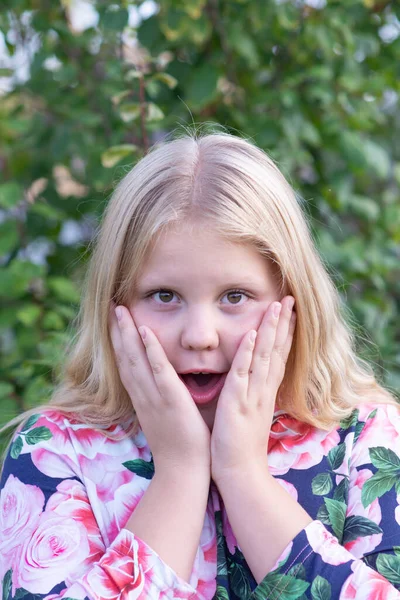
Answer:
136;276;266;290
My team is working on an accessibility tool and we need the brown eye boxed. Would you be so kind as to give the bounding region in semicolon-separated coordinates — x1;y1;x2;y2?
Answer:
157;291;174;303
226;292;244;304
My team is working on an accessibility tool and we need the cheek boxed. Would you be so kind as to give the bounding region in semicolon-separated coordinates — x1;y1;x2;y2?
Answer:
129;304;177;350
222;310;265;357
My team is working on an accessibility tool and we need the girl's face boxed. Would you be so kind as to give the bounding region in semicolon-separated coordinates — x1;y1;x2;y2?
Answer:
129;223;280;430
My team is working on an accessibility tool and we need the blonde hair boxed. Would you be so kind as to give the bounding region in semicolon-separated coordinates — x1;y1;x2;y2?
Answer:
1;129;398;450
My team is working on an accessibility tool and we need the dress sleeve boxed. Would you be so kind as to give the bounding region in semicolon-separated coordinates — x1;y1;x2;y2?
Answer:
249;404;400;599
0;414;198;600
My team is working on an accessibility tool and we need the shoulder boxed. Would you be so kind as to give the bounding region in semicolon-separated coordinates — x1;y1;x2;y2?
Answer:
339;401;400;437
3;410;149;482
10;409;123;456
341;402;400;467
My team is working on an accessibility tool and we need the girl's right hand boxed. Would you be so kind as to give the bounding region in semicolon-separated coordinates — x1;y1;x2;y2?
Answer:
109;305;211;476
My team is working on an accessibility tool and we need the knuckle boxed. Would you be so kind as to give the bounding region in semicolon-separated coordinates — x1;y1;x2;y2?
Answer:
127;353;139;369
273;345;285;359
150;361;163;375
115;352;124;367
259;351;271;366
236;367;249;379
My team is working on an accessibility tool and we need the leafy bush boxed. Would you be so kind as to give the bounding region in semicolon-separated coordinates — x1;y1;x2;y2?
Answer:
0;0;399;450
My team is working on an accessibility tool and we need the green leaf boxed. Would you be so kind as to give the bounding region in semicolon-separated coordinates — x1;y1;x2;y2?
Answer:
317;503;331;525
101;145;138;168
214;586;229;600
312;472;333;495
99;7;129;31
230;561;251;598
361;471;397;508
0;220;18;255
348;195;379;222
342;515;382;544
287;564;306;580
42;311;65;330
146;103;164;122
123;459;155;479
153;72;178;89
16;304;42;327
369;447;400;473
25;426;52;445
21;414;41;432
311;575;331;600
376;554;400;587
354;420;365;444
13;588;31;600
2;569;12;600
0;182;22;208
333;477;349;504
186;63;220;110
119;104;141;123
324;498;346;539
10;436;23;459
0;382;14;401
327;443;346;471
254;573;309;600
340;409;359;431
363;140;391;179
48;277;80;304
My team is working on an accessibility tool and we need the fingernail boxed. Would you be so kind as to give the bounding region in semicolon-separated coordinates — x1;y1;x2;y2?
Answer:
274;303;282;318
287;298;295;311
115;307;122;321
138;326;146;340
250;330;257;344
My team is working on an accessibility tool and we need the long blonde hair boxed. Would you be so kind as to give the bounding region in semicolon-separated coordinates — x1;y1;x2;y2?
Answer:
1;129;398;448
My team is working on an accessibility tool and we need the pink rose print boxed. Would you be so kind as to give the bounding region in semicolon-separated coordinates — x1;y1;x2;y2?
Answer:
45;479;105;577
344;469;382;557
340;560;399;599
103;479;148;543
0;475;44;584
192;504;217;597
16;512;90;595
23;412;148;484
352;404;400;468
268;414;340;476
84;532;150;600
306;520;352;566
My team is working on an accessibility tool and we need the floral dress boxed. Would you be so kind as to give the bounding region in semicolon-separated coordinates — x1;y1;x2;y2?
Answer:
2;402;400;599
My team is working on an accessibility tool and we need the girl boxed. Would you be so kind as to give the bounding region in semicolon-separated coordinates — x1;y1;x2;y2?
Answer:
1;131;400;600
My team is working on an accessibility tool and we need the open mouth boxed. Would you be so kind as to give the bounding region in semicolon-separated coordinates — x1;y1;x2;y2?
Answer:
178;372;228;405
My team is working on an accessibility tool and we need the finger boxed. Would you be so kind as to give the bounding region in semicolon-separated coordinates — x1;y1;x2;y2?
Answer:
222;330;257;412
109;307;124;367
139;326;186;404
115;306;144;371
269;298;296;386
114;306;156;400
248;302;281;395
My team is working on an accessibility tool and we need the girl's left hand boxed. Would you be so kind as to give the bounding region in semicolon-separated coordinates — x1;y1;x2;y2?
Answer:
211;296;296;484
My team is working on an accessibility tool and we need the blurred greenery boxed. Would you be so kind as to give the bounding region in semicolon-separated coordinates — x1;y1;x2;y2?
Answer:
0;0;399;451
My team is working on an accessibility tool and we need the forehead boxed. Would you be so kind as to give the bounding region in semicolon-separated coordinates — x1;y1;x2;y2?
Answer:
138;223;278;287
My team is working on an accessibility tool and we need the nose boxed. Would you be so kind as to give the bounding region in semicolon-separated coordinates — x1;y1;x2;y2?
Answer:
180;305;219;351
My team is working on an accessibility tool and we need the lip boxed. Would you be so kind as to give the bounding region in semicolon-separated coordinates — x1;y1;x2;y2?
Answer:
179;369;223;375
178;372;228;405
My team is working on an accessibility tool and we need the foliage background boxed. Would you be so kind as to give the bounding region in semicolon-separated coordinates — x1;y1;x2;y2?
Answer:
0;0;399;451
